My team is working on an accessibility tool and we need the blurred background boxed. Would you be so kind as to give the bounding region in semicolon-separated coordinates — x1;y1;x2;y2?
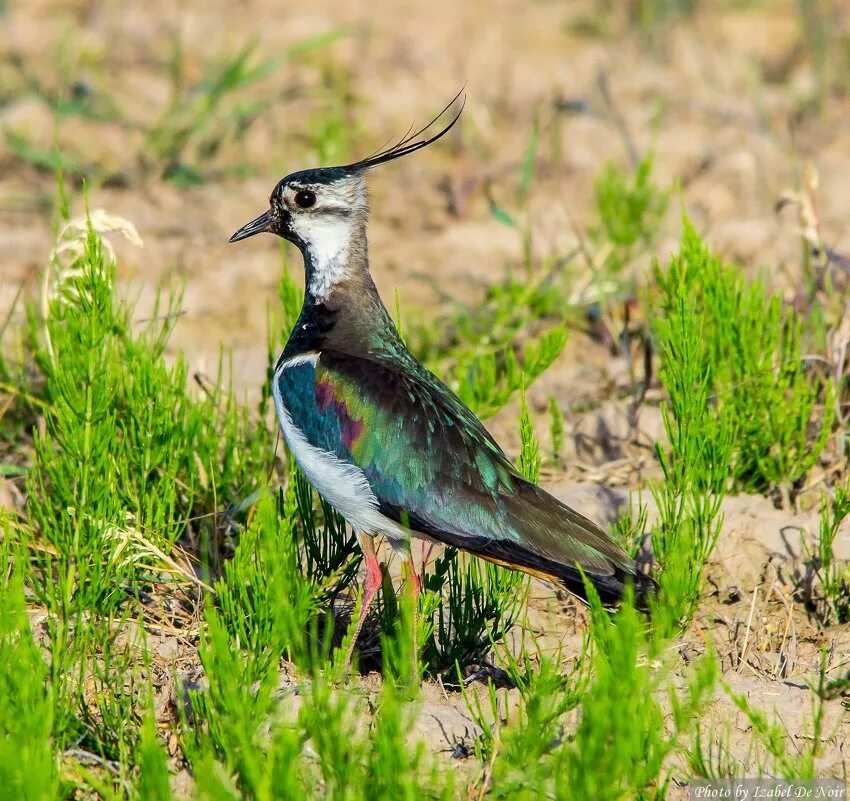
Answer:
2;0;849;435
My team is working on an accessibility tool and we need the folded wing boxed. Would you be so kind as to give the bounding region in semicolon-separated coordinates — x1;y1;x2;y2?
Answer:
280;349;652;606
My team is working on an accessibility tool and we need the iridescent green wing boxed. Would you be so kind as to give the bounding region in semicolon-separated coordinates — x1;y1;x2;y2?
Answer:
279;350;646;604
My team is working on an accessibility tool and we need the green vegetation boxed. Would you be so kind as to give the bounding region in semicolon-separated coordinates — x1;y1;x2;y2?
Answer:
3;31;344;185
654;220;834;499
591;152;668;278
807;480;850;624
465;586;718;800
646;219;836;632
407;272;571;421
146;31;348;184
648;222;735;633
421;548;526;676
0;544;59;801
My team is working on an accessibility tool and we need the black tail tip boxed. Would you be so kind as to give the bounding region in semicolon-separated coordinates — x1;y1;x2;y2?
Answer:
565;566;657;611
632;570;658;612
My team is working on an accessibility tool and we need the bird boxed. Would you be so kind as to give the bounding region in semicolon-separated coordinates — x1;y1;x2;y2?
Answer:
229;95;655;661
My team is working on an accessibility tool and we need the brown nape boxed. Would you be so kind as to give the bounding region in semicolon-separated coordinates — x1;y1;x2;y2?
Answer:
322;231;402;357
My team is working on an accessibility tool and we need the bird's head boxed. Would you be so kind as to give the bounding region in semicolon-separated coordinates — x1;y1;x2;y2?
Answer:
229;93;464;287
229;165;369;253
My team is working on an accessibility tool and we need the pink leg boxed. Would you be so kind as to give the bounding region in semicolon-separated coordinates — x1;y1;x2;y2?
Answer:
344;533;382;668
420;541;437;572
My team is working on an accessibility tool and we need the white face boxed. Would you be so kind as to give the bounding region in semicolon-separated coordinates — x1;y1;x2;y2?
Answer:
274;175;367;301
277;176;365;245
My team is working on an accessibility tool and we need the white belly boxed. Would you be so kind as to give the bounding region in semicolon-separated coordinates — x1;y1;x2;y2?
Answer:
272;354;409;547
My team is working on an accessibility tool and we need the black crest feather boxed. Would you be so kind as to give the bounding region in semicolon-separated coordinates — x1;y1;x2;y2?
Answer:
267;90;466;192
341;88;465;172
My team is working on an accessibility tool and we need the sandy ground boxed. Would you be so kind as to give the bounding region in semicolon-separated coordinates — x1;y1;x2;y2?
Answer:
2;0;849;791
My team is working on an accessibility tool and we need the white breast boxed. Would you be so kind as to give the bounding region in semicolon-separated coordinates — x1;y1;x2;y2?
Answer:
273;353;409;547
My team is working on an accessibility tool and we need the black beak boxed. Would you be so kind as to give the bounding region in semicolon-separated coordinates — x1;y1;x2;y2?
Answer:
229;210;274;243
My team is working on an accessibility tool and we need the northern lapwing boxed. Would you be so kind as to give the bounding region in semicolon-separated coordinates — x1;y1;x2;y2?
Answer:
230;96;654;662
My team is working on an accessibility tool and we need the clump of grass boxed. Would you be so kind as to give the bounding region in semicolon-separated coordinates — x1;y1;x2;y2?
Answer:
464;644;589;795
466;584;718;800
649;221;734;632
517;387;542;484
591;151;668;277
27;213;150;616
654;218;834;500
143;30;344;185
409;280;570;421
185;602;300;799
208;474;366;675
557;585;716;800
649;218;835;631
449;325;569;420
565;151;668;402
185;582;454;801
24;205;269;616
421;549;526;676
207;488;324;679
807;481;850;624
0;544;59;801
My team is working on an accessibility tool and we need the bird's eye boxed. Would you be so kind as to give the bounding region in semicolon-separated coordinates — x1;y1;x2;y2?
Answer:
294;189;317;209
